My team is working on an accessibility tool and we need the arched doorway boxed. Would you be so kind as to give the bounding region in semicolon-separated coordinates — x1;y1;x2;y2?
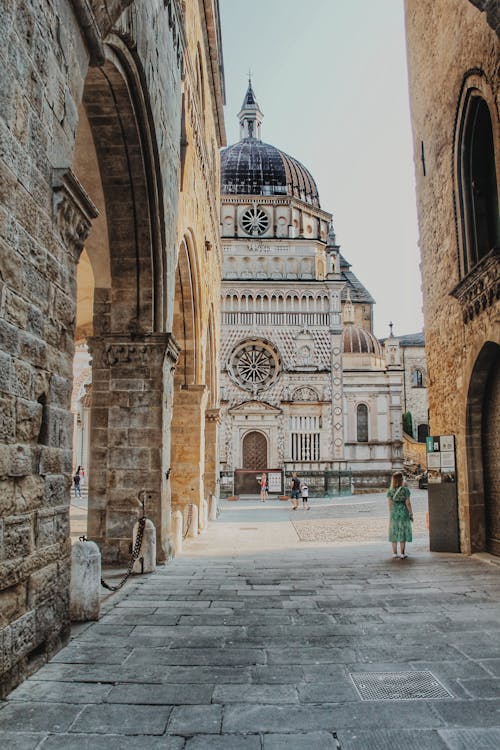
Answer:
242;431;268;469
467;342;500;554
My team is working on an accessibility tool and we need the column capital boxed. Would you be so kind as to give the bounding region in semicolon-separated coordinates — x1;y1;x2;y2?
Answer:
52;168;98;260
205;407;221;423
88;332;177;368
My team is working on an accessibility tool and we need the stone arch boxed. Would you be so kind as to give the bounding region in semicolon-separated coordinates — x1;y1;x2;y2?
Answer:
173;233;203;385
466;341;500;553
170;233;206;516
73;40;171;562
82;41;165;335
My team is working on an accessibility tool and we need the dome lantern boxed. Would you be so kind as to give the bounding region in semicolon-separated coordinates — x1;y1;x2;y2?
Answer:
238;78;263;141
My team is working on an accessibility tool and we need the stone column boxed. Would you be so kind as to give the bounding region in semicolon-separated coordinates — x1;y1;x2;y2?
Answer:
170;384;208;515
87;333;174;563
204;408;220;498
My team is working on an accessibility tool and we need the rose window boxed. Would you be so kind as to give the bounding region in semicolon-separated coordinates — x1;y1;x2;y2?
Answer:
229;340;280;392
240;207;269;236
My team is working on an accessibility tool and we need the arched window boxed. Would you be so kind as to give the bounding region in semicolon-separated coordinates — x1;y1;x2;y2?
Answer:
356;403;369;442
412;369;424;388
458;93;500;276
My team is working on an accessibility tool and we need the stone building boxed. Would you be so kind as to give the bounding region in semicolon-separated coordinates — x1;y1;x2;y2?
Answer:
0;0;225;696
405;0;500;553
218;83;404;495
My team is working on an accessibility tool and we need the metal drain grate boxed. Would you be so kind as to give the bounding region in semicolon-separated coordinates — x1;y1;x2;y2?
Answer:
349;670;453;701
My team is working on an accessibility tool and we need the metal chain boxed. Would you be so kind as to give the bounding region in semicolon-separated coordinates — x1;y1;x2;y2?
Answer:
100;516;147;591
182;504;193;540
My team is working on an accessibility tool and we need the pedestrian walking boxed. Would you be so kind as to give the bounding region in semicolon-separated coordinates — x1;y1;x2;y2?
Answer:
290;472;301;510
301;482;310;510
388;471;413;559
259;472;268;502
73;466;82;498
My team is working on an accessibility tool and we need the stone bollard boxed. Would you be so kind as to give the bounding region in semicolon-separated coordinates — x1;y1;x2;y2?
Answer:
172;510;183;555
132;518;156;574
209;494;218;521
70;539;101;622
184;503;198;538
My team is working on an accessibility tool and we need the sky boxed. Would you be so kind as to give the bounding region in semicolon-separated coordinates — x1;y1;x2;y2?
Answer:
219;0;423;339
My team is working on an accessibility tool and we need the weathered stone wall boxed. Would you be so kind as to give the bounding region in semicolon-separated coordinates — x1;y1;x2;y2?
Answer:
0;0;91;697
405;0;499;552
0;0;225;695
170;1;225;517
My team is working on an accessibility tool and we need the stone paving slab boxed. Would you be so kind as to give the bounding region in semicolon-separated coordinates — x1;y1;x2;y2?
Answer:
262;731;340;749
39;735;185;749
2;492;500;748
337;729;449;750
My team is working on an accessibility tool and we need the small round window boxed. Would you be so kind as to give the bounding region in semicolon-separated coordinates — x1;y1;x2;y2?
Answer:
240;207;269;236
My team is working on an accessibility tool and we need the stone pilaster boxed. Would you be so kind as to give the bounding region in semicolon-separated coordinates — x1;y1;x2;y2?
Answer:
86;333;173;563
170;384;208;515
204;408;221;498
329;287;345;461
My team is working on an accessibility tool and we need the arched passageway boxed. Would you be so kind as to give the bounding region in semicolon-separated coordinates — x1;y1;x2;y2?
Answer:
466;342;500;554
73;43;174;562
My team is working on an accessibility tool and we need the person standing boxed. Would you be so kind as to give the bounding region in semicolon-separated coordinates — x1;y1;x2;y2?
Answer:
73;466;82;498
260;472;268;502
388;471;413;559
290;472;301;510
301;482;310;510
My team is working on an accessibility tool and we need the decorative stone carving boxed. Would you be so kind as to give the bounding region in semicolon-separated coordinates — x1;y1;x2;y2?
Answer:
450;248;499;324
52;168;98;260
205;408;221;423
292;386;319;402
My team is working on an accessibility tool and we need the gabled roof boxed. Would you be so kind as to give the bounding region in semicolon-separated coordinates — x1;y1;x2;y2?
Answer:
339;254;375;304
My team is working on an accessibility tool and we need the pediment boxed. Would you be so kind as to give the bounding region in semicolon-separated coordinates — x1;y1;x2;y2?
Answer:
228;400;282;416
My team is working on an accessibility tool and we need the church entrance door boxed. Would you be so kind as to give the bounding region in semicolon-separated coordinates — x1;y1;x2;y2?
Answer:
242;431;268;469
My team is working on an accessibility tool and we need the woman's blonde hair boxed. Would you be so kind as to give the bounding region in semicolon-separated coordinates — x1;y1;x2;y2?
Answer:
391;472;404;489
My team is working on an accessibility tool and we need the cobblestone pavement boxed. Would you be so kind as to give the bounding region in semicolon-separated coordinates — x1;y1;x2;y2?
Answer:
2;492;500;749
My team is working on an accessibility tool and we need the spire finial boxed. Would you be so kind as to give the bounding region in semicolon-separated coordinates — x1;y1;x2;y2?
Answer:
389;321;394;337
238;76;263;141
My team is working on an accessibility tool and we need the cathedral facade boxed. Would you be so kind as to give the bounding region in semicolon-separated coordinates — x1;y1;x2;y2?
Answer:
218;84;404;496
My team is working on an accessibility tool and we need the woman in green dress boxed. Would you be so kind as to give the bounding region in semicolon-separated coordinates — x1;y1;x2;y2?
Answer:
388;471;414;559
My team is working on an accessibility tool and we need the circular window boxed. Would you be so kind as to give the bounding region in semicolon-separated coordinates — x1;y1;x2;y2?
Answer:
240;207;269;236
229;340;280;393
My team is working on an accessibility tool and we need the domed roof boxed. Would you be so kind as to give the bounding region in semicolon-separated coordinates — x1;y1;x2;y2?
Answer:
221;81;320;208
221;140;320;208
343;324;383;356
